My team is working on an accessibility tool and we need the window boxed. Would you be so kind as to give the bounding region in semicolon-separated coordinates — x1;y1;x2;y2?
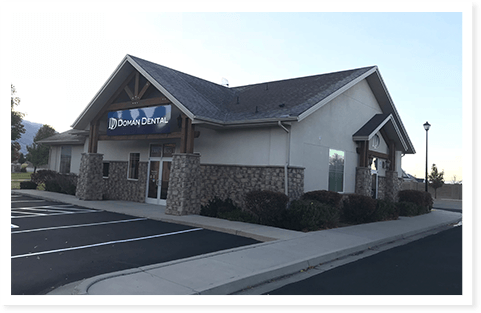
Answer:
103;162;110;178
328;149;344;192
59;146;71;174
128;153;140;179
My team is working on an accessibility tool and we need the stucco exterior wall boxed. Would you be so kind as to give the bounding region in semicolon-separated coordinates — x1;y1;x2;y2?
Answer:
193;126;287;166
290;79;384;193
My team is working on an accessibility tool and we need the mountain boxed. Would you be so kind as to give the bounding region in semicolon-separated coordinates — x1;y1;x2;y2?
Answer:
17;120;43;155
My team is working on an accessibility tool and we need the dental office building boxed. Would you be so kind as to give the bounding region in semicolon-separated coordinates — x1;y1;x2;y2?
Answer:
40;55;415;215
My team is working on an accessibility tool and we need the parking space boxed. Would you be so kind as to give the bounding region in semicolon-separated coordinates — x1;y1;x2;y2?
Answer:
11;193;260;295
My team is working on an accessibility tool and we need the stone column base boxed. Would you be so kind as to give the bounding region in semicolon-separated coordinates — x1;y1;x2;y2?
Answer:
385;171;400;202
76;153;104;200
165;153;201;216
355;167;372;197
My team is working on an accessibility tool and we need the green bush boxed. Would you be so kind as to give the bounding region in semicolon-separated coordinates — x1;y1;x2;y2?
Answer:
398;190;433;213
200;197;258;224
30;170;58;185
245;190;289;227
285;199;340;231
217;209;258;224
372;199;399;221
397;201;424;216
341;194;377;224
37;171;78;195
301;190;343;209
200;197;239;217
45;180;62;193
20;181;37;190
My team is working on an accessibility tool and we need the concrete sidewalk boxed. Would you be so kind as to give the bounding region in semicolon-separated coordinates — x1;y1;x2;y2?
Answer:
12;190;462;295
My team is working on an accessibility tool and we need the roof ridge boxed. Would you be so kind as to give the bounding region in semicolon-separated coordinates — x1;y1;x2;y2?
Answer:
232;66;376;90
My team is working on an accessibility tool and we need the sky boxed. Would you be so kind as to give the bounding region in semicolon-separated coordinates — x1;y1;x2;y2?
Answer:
3;1;473;183
1;1;477;307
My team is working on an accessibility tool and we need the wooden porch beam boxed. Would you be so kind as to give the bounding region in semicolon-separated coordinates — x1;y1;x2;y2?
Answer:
138;81;151;99
108;96;171;111
93;70;137;123
124;85;134;100
134;72;139;97
98;131;199;142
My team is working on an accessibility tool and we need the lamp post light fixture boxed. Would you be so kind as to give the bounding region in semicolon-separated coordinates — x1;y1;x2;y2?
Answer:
423;121;431;192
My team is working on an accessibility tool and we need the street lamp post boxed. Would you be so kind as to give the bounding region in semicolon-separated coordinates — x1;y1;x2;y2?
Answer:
423;121;431;192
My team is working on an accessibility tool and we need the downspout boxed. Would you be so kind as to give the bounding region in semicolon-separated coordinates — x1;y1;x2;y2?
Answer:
278;121;291;196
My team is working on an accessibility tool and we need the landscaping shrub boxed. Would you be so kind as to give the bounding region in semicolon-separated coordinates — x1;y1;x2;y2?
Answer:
35;171;78;195
30;170;58;185
341;194;377;224
20;181;37;190
245;190;289;227
200;197;258;223
398;190;433;213
200;197;239;217
397;201;423;217
285;199;340;231
301;190;343;209
217;209;258;224
44;180;62;193
372;199;399;222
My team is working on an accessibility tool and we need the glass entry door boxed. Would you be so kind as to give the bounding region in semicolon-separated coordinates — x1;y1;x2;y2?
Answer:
146;144;174;205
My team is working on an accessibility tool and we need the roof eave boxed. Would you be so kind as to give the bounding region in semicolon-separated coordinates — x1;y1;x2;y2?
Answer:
71;56;131;130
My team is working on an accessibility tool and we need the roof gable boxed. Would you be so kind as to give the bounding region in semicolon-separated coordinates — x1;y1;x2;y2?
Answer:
71;54;414;153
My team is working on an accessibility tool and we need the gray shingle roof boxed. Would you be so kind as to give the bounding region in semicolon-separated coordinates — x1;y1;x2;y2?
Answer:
37;129;87;145
129;55;375;124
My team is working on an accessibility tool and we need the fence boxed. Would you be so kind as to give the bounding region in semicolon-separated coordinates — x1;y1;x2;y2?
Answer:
401;181;462;200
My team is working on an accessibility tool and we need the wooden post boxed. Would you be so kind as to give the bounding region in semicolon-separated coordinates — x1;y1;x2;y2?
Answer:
186;119;195;153
88;121;99;153
389;141;396;170
180;115;187;153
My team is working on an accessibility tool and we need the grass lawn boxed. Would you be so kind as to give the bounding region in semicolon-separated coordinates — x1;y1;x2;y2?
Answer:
11;172;40;190
11;172;32;181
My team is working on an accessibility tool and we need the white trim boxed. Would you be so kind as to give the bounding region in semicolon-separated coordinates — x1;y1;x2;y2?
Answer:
297;66;378;122
71;57;130;129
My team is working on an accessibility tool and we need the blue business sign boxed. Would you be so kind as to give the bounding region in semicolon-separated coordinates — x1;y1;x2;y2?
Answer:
107;105;171;136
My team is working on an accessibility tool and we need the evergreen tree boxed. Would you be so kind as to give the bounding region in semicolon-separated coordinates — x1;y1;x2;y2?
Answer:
26;125;57;173
428;164;445;199
11;85;25;162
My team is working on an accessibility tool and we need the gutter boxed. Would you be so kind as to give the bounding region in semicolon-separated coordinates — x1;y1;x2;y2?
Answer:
278;121;291;197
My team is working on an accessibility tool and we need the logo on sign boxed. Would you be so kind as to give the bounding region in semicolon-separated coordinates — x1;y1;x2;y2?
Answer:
107;105;171;136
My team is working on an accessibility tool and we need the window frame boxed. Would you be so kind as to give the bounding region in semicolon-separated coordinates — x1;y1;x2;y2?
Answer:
59;145;72;174
102;162;110;178
127;152;140;180
328;148;345;193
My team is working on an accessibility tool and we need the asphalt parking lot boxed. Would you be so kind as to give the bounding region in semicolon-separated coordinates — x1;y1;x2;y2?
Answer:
11;193;260;295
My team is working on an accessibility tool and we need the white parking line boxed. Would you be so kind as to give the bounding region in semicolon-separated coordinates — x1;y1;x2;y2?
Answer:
11;228;204;259
12;207;84;214
11;224;19;228
11;217;148;234
11;211;46;216
11;210;100;219
11;200;48;203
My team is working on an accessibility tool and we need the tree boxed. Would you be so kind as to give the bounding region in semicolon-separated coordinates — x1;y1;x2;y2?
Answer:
11;84;25;162
26;125;57;173
428;164;445;199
